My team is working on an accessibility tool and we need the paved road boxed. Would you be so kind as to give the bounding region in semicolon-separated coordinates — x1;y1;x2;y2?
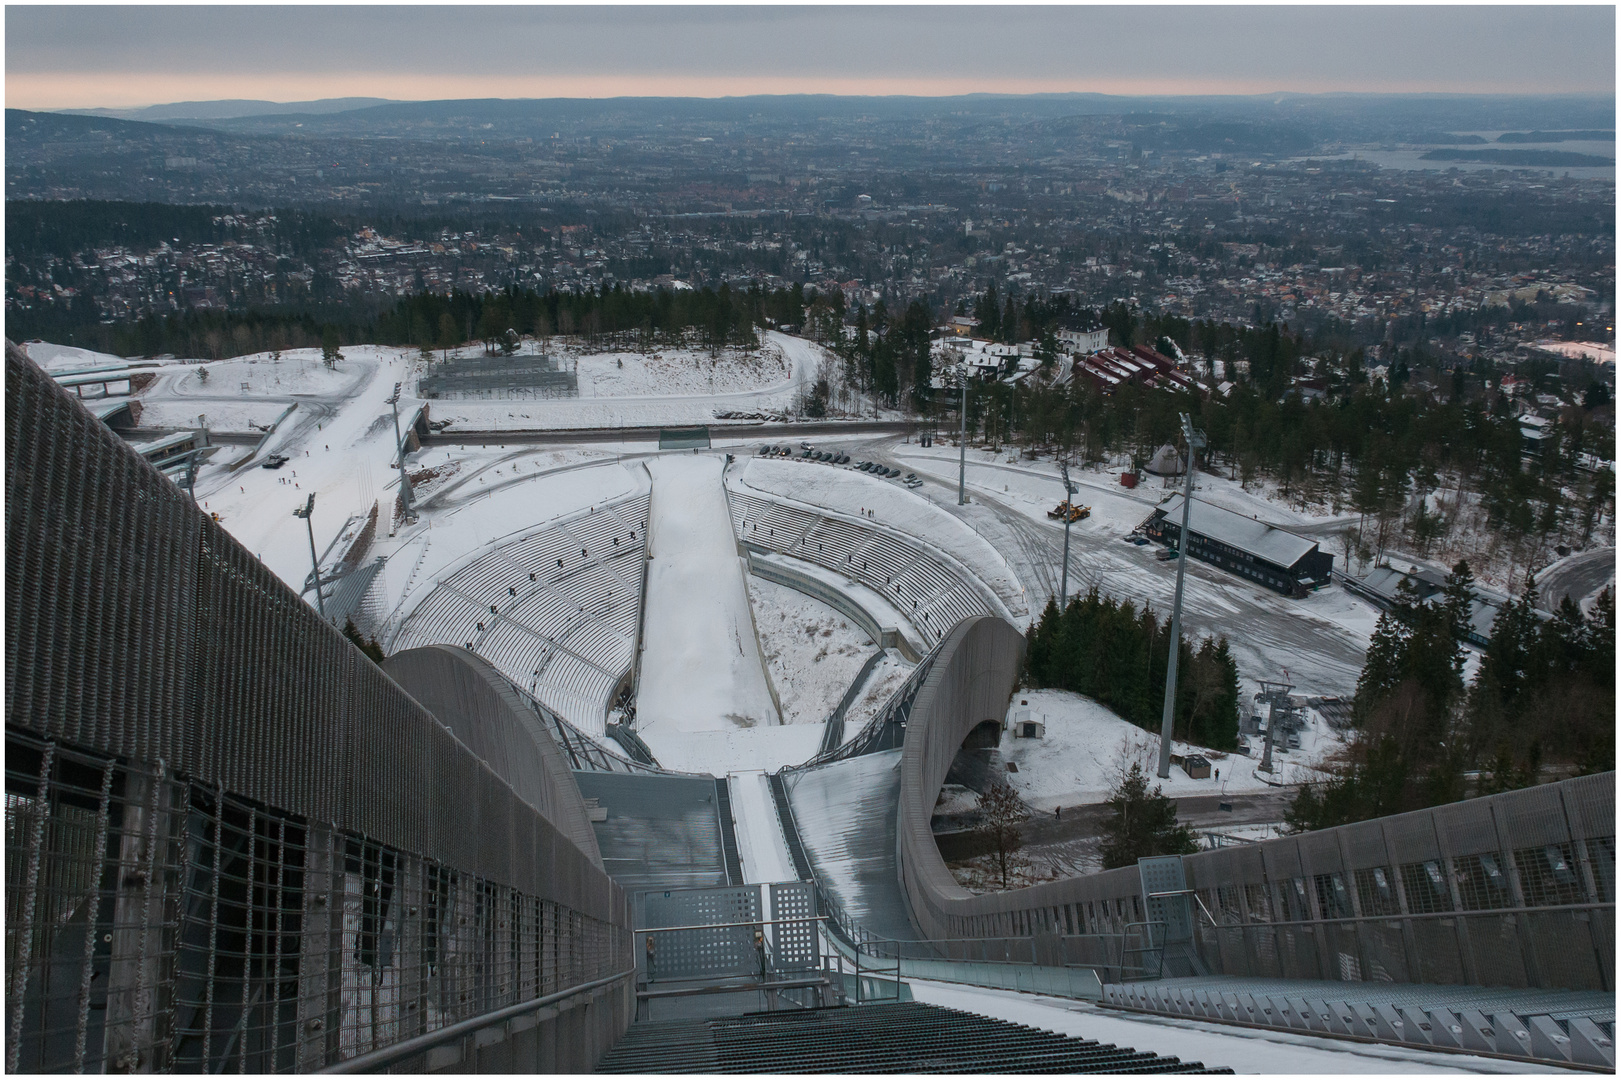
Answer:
1538;547;1615;611
942;786;1298;876
844;435;1369;700
418;418;918;447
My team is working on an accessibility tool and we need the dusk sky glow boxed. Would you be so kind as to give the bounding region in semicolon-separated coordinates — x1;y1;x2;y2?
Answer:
6;5;1616;111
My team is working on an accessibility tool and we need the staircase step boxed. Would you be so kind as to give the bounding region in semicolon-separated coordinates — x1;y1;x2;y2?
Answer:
597;1001;1231;1073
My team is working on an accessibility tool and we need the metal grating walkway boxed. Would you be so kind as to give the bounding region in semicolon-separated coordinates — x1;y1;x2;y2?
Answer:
596;1001;1230;1073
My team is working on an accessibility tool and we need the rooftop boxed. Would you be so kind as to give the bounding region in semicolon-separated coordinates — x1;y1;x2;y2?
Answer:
1155;495;1319;570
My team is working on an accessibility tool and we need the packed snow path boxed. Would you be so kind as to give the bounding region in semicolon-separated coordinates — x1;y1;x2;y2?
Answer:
636;454;781;744
726;771;797;884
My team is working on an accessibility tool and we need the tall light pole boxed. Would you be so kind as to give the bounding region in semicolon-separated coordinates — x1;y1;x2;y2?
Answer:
1058;459;1078;607
386;382;415;518
957;366;969;506
293;493;325;618
1156;412;1206;780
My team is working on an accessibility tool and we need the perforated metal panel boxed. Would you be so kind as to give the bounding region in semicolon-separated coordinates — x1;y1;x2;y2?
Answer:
641;886;762;981
1138;856;1192;943
769;882;818;972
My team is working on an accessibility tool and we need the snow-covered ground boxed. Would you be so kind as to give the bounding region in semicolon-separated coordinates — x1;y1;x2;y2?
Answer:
894;443;1353;539
734;456;1028;620
747;576;879;726
418;331;830;430
726;770;798;884
637;454;779;738
641;726;825;775
21;340;149;372
881;436;1374;701
838;651;915;741
179;346;419;598
906;981;1557;1074
999;689;1345;809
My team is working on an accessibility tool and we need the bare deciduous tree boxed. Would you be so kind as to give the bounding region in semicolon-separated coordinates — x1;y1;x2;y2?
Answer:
977;781;1029;891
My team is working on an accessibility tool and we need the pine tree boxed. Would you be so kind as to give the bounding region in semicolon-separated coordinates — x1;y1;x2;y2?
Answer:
1100;763;1197;869
321;324;343;369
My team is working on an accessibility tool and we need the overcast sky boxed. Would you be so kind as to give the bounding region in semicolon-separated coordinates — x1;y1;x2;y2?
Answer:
7;5;1615;110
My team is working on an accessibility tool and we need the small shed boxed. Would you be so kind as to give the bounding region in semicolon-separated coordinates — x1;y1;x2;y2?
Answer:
1013;710;1045;739
1182;754;1211;780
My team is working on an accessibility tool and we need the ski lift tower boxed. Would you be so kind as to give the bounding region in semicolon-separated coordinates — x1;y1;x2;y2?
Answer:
1256;679;1299;775
1156;412;1206;780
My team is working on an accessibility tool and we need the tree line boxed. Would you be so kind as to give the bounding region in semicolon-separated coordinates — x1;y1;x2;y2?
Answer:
944;332;1610;569
1287;565;1614;831
1024;589;1242;752
21;282;818;362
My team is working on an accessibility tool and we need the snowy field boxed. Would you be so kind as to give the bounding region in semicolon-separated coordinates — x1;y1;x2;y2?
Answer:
734;456;1029;620
999;689;1345;809
417;331;830;430
178;346;421;598
894;442;1353;538
22;340;156;372
882;438;1374;701
747;576;880;726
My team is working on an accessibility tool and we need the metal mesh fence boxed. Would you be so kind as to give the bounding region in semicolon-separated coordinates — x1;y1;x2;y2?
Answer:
5;344;632;1071
1181;774;1614;992
880;604;1612;994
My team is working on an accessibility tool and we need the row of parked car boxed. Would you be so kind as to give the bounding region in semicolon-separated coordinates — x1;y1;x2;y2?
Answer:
756;443;923;489
759;443;853;465
854;461;924;488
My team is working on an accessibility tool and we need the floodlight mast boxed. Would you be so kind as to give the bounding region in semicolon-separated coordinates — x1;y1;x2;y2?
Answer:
293;493;325;618
957;365;968;506
1156;412;1206;780
386;383;415;516
1058;459;1078;607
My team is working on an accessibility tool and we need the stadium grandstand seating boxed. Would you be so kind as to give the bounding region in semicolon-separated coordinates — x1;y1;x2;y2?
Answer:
729;491;996;646
388;491;648;733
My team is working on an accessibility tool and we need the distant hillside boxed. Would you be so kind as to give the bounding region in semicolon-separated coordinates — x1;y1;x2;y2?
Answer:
59;97;396;123
1498;130;1615;143
1421;148;1614;167
6;108;225;142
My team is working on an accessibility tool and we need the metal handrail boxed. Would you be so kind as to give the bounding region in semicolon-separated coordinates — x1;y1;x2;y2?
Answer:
320;969;635;1074
635;915;829;935
1192;899;1615;930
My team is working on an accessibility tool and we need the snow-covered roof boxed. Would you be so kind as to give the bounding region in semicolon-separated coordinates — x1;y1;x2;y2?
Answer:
1156;495;1319;570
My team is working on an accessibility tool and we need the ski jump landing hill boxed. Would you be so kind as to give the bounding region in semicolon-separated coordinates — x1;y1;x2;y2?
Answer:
634;454;784;766
13;334;1616;1072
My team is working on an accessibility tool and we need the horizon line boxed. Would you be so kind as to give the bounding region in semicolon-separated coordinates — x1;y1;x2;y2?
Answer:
22;87;1619;116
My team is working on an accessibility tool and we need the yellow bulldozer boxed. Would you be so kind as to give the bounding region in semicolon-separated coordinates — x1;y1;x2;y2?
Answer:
1047;500;1091;523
